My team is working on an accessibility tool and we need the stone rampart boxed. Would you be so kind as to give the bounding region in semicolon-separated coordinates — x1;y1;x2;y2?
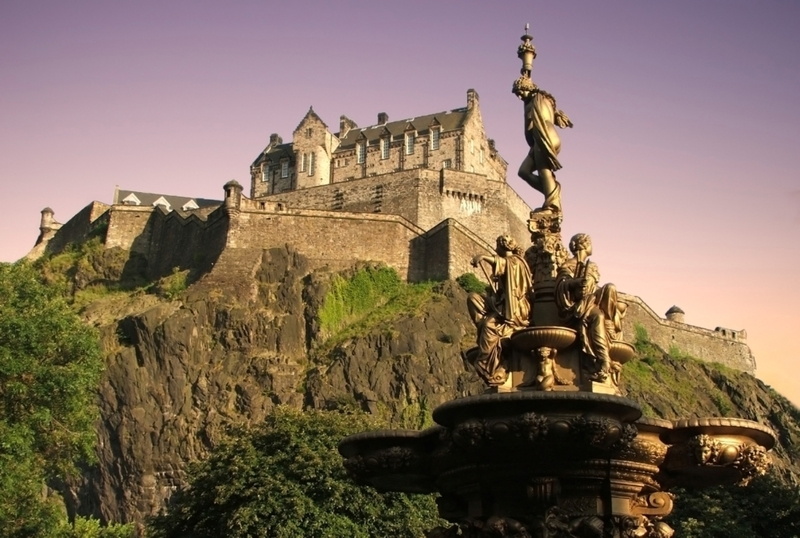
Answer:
41;201;110;255
620;293;756;373
258;168;531;252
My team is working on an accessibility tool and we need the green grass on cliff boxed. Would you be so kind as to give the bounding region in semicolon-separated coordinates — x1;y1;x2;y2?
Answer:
623;324;737;418
317;266;437;349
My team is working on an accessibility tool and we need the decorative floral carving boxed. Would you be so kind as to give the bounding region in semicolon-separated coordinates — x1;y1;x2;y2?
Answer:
733;444;772;486
511;411;550;443
453;419;487;449
570;416;617;449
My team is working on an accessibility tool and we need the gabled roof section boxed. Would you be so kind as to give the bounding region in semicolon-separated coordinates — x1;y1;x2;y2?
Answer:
293;106;329;133
115;189;221;211
252;142;294;168
336;106;468;150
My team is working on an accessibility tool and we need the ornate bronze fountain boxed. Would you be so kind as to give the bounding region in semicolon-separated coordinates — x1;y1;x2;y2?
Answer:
339;27;774;538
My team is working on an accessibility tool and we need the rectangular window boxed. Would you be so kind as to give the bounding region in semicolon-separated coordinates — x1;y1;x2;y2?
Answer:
405;132;415;155
357;142;366;164
381;138;390;160
431;127;440;150
262;164;269;182
281;161;288;178
442;159;452;169
308;152;315;176
300;153;307;172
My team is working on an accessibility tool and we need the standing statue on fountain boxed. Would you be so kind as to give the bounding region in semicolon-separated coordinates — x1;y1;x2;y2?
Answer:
555;234;623;383
513;74;573;215
467;235;533;386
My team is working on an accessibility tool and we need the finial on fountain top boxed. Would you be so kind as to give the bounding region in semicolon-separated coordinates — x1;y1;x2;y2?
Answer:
517;24;537;75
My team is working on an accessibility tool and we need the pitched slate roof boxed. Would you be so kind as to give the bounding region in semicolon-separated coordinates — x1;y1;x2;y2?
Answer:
251;105;469;165
116;189;221;211
336;107;468;150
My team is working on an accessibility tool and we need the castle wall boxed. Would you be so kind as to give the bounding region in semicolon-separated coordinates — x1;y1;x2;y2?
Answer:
424;219;494;281
620;293;756;373
42;201;110;254
105;206;155;254
259;169;532;252
226;207;429;281
145;208;229;279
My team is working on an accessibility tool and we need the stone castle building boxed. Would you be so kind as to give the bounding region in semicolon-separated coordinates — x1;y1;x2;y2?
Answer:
25;89;756;373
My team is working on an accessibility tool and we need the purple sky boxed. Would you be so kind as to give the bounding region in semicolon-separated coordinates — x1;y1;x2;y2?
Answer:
2;1;799;403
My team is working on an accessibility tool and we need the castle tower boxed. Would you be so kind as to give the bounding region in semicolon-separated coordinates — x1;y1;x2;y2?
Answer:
665;305;685;323
293;107;339;189
35;207;61;246
223;180;243;211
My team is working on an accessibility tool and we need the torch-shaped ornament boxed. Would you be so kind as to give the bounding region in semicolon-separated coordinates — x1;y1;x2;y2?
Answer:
513;24;537;97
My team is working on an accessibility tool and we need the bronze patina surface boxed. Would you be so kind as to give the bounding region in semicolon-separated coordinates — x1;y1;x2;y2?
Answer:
339;25;775;538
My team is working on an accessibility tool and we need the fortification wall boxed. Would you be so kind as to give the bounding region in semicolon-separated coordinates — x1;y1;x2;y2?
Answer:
43;201;110;254
259;169;532;252
424;219;494;281
105;206;154;254
145;208;229;279
227;207;428;281
620;293;756;373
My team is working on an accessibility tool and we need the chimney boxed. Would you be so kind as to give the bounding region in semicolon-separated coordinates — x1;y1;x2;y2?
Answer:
467;88;479;109
269;133;283;147
339;115;358;138
377;112;389;124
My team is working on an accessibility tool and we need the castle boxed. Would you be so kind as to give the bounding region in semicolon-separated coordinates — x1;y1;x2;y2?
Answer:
26;89;756;373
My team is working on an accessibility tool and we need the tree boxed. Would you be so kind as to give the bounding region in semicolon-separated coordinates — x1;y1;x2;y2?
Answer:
0;262;116;536
147;407;442;537
667;473;800;537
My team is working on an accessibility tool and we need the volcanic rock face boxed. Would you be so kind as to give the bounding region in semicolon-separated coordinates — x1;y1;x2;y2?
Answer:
66;246;484;523
63;245;800;525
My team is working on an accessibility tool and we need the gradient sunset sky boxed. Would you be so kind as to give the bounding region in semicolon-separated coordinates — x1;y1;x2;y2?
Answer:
2;1;799;402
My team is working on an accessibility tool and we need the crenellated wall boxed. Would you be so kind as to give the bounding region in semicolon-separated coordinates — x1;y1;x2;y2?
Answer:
620;293;756;373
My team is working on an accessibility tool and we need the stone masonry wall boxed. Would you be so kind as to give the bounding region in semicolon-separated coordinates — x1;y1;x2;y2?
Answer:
620;293;756;373
226;207;429;282
258;168;532;253
42;201;110;254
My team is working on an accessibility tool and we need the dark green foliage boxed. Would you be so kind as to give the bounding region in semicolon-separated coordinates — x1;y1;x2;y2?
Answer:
147;407;441;538
455;273;487;294
0;262;134;536
667;473;800;537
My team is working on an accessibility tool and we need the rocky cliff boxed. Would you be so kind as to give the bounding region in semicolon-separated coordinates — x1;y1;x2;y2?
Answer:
48;242;800;526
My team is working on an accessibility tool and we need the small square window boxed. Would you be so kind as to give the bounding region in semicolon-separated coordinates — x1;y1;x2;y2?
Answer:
442;159;452;169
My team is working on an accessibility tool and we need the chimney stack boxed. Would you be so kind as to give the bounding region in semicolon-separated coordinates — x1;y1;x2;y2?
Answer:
377;112;389;124
269;133;283;147
339;115;358;138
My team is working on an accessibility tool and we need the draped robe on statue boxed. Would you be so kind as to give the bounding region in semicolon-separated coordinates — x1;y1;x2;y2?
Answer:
467;253;532;384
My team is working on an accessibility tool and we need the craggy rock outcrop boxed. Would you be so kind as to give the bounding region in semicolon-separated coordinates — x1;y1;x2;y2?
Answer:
62;245;800;525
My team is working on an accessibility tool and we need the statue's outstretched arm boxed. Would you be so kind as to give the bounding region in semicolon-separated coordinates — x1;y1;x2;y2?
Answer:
555;110;573;129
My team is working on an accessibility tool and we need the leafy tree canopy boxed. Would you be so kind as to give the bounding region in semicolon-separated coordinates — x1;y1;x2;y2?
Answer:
0;261;131;537
147;407;442;538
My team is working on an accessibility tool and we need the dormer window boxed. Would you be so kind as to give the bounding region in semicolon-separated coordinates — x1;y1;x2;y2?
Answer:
357;141;366;164
281;160;289;178
381;137;390;160
405;132;415;155
261;163;269;182
431;127;441;150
